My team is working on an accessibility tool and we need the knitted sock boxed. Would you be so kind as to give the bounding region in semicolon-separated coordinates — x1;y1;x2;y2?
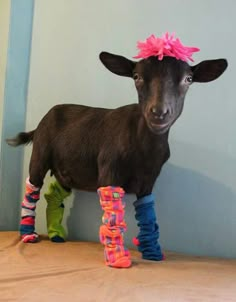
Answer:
98;186;131;268
20;177;40;243
45;180;71;242
133;194;164;261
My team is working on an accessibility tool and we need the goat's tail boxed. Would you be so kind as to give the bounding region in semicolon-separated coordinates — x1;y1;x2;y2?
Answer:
6;130;35;147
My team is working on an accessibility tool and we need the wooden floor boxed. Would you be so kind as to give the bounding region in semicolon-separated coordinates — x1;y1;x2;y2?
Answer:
0;232;235;302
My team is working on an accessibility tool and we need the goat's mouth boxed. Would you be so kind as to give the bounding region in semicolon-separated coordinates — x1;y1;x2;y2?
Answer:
149;121;171;135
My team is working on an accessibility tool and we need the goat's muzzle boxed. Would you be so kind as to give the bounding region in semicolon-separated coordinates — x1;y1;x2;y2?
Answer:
146;105;172;134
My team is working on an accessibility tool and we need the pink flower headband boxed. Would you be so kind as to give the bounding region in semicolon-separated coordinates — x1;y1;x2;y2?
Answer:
134;32;200;62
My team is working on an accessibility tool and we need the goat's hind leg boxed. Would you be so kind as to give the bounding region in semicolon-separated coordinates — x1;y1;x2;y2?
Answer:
20;177;41;243
20;155;47;243
44;179;71;242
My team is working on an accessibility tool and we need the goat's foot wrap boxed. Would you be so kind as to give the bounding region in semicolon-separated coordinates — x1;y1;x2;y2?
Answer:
98;186;131;268
133;194;164;261
45;180;71;242
20;177;40;243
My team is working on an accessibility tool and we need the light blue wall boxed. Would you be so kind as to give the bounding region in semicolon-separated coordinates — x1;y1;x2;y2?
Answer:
22;0;235;258
0;0;34;230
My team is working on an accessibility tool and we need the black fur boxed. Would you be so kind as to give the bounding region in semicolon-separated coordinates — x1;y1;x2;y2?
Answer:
7;53;227;198
6;131;34;147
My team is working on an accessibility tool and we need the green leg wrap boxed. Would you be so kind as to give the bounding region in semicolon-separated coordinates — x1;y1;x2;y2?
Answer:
44;180;71;242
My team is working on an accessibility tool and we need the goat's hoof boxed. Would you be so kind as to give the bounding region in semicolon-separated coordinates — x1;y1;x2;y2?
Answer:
106;256;132;268
21;233;39;243
51;235;65;243
142;253;164;261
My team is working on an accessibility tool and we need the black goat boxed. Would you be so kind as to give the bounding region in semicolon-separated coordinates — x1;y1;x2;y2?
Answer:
8;53;227;195
7;52;227;262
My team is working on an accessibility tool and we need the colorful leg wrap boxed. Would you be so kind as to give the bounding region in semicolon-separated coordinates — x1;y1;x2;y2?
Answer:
20;177;40;243
133;194;164;261
98;186;131;268
44;180;71;242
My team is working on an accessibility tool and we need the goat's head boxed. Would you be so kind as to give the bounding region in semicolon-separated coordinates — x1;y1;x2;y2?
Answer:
100;52;227;135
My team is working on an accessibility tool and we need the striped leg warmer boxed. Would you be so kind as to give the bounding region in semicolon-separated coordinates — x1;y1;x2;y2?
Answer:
20;177;40;243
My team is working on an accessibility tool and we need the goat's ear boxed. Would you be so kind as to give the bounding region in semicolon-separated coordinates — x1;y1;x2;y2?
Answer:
99;52;135;77
191;59;228;83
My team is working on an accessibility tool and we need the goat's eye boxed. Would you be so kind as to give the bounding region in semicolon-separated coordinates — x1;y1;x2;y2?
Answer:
185;75;193;84
133;73;142;81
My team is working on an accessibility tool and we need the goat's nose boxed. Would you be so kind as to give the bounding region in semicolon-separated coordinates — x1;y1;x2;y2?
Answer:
150;106;169;120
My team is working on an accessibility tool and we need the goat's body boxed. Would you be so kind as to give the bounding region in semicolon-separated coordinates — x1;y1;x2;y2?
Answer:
8;55;227;198
20;104;170;197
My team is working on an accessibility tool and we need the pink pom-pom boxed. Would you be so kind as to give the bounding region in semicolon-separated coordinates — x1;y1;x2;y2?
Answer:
132;237;140;246
133;32;200;62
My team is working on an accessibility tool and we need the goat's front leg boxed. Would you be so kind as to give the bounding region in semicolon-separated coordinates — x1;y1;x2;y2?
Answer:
20;177;41;243
97;186;131;268
133;193;164;261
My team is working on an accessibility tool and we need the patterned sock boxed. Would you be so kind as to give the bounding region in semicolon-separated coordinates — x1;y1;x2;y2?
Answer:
45;180;71;242
98;186;131;268
133;194;164;261
20;177;40;243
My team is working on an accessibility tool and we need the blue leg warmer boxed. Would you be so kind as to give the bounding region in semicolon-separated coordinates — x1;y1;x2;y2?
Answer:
133;194;163;261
